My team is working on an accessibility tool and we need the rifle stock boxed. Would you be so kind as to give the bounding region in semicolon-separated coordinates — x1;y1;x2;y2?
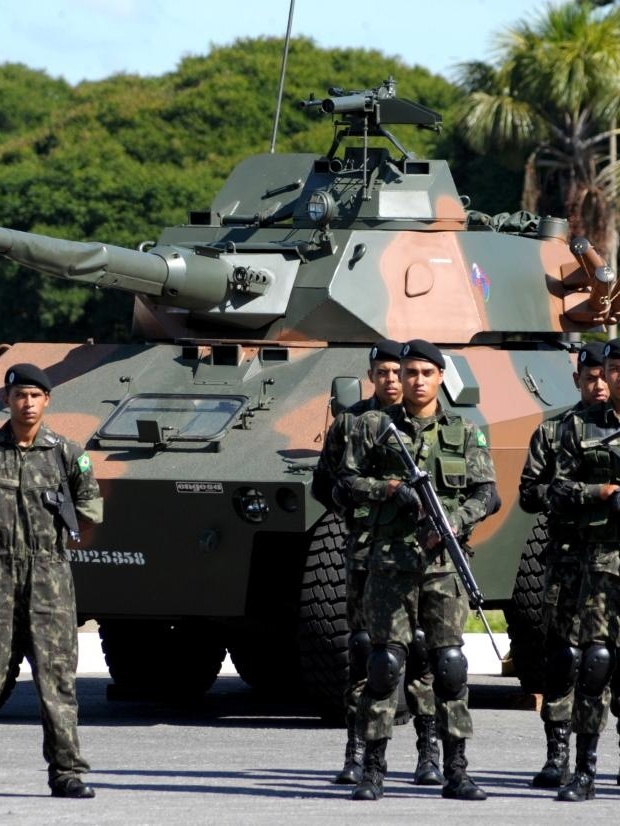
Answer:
377;422;501;660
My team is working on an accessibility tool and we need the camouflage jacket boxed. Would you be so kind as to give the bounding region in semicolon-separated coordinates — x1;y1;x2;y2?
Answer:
519;403;583;514
549;401;620;563
312;395;381;511
0;421;103;555
338;403;497;570
519;403;583;543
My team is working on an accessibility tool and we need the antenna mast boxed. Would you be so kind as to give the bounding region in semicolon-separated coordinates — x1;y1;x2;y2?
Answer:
269;0;295;153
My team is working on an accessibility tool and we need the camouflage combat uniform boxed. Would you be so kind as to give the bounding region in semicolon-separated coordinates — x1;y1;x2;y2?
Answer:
548;401;620;800
0;421;103;786
340;402;496;743
519;404;586;721
314;395;439;786
549;401;620;735
314;394;436;716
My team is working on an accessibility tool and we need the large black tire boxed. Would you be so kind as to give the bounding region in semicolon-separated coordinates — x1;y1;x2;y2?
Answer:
99;618;226;702
298;513;350;719
228;628;302;695
504;515;547;694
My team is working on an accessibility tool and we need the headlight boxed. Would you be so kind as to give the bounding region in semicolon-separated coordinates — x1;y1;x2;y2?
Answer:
307;190;335;226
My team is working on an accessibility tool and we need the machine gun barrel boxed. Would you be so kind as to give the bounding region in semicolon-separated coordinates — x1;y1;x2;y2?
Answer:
321;93;372;115
377;422;502;660
297;96;323;110
0;226;233;310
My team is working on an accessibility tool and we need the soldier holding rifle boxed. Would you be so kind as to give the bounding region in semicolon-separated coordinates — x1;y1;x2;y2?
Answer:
313;340;443;788
519;341;609;789
549;337;620;802
337;338;499;802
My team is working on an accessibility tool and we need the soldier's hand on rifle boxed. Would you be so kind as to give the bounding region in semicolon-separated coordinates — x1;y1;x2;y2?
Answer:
393;482;423;518
600;483;620;501
418;520;442;550
608;488;620;514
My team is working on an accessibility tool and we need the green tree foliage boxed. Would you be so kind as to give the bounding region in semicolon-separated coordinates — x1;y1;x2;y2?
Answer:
0;37;500;343
455;1;620;258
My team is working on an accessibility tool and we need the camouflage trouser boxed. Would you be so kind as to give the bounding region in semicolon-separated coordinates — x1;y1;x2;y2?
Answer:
540;554;582;722
358;567;470;741
572;567;620;734
0;551;90;783
344;559;436;719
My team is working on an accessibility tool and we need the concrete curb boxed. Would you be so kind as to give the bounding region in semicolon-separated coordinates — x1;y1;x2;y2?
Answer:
18;632;511;677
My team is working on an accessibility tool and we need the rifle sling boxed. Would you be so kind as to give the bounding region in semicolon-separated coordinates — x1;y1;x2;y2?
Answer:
53;442;81;541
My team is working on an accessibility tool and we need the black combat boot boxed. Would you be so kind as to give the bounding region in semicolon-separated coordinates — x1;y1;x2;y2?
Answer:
333;712;365;785
412;715;444;785
441;737;487;800
531;721;571;788
557;733;598;802
50;777;95;799
351;737;388;800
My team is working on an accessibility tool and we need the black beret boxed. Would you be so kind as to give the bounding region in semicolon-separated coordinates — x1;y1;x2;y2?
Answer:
400;339;445;370
368;339;402;364
577;341;605;368
603;338;620;361
4;363;52;393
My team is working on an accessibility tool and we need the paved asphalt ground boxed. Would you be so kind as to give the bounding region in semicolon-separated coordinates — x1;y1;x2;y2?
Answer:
1;670;620;826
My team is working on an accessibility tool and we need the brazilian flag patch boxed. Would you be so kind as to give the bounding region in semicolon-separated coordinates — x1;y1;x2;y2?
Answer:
476;430;487;447
77;453;91;473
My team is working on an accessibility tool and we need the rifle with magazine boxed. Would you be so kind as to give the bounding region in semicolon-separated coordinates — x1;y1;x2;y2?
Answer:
377;421;501;659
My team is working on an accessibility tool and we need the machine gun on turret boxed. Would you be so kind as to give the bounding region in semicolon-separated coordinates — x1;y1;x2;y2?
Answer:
299;76;442;131
299;77;442;185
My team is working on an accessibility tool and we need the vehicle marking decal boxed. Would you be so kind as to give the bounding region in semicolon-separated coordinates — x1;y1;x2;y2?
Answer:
470;262;490;302
175;481;224;493
67;549;145;565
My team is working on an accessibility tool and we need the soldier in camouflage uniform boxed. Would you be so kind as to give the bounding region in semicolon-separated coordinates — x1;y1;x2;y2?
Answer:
313;341;442;788
338;339;498;802
548;336;620;802
0;363;103;798
519;341;609;789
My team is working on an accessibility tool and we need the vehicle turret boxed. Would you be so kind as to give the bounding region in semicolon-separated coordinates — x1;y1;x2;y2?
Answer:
2;78;617;343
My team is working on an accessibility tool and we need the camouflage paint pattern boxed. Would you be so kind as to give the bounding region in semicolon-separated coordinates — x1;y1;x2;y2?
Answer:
339;402;493;740
0;420;102;781
315;394;437;720
0;81;612;709
549;404;620;734
359;569;471;740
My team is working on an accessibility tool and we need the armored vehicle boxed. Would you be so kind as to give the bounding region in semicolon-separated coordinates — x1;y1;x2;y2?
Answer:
0;78;614;713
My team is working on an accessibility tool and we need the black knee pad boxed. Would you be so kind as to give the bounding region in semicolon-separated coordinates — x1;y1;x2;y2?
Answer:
610;652;620;717
405;628;430;683
578;644;614;698
348;629;372;683
431;646;468;701
366;643;406;700
544;644;582;700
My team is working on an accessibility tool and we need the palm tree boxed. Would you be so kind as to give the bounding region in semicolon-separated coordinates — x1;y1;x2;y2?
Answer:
456;1;620;261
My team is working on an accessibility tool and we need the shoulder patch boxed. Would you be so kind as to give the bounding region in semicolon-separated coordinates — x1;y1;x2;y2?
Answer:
476;429;487;447
77;452;92;473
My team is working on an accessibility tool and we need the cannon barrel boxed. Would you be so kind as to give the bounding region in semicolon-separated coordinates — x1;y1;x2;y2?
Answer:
0;226;233;310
